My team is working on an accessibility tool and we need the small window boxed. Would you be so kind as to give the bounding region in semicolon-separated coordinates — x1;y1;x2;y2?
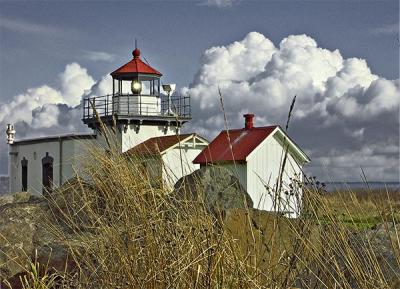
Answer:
21;157;28;192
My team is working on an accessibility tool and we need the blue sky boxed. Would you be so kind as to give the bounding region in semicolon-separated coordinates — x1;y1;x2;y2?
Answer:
0;0;398;100
0;0;399;181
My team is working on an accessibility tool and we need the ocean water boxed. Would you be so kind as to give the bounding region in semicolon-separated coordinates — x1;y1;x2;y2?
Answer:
324;182;400;192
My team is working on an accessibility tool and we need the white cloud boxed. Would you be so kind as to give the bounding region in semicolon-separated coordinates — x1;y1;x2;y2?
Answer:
83;50;115;62
87;74;113;97
0;63;101;174
0;17;62;35
59;63;95;106
183;32;400;181
31;104;60;129
0;85;64;126
0;63;94;127
204;0;239;8
0;33;398;182
370;23;399;35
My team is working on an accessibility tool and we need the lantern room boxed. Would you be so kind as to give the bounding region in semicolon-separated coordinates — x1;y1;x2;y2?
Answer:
110;48;162;97
82;47;191;129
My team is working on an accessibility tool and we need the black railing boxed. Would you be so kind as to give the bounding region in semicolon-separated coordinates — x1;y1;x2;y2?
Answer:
82;93;191;121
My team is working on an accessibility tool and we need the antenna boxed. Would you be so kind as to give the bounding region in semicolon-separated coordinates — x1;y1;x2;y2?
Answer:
135;38;137;49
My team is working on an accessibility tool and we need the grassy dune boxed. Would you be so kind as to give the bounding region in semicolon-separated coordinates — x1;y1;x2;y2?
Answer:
321;189;400;229
2;140;397;289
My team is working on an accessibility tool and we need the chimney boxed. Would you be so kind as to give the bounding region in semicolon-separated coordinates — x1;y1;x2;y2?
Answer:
243;114;254;130
6;124;16;144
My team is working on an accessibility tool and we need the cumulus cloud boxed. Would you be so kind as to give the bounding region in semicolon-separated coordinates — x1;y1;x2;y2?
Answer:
0;33;398;182
0;63;97;175
0;85;64;125
87;74;113;97
0;63;94;126
183;32;399;181
59;63;95;106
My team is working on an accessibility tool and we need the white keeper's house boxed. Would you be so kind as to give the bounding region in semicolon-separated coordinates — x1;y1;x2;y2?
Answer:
193;114;310;217
6;47;208;194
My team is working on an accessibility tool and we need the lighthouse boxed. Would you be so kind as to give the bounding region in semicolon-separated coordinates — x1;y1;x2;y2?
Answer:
82;46;191;152
7;46;207;194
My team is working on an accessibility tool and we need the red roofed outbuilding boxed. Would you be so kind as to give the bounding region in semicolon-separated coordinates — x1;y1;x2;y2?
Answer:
126;133;209;188
193;114;310;217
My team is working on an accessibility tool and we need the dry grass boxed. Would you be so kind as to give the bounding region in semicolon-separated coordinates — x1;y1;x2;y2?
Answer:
321;188;400;229
3;98;399;288
8;142;392;289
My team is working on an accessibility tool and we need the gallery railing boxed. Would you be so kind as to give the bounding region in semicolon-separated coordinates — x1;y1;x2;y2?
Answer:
82;93;191;121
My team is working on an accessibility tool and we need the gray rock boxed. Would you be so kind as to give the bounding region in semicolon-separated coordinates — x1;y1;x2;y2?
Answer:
173;165;253;212
0;198;74;288
0;192;43;206
295;222;400;289
0;194;13;206
364;222;400;287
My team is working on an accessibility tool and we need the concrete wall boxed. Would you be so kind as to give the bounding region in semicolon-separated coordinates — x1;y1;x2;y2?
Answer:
121;124;178;153
9;137;97;194
9;140;60;194
93;122;180;153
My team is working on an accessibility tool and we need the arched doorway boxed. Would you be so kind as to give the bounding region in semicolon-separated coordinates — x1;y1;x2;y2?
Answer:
21;157;28;192
42;152;54;194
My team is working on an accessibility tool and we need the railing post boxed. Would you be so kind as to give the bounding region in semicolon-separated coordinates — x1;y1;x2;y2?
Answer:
112;94;115;115
179;95;182;116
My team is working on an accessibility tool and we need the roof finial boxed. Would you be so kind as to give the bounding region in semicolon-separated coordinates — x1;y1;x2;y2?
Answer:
132;38;140;59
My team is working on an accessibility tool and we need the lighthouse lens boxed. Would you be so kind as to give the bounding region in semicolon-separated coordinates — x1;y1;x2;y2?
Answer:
131;80;142;94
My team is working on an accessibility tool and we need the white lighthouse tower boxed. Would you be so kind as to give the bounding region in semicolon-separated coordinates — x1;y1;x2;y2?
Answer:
82;46;191;152
7;46;208;194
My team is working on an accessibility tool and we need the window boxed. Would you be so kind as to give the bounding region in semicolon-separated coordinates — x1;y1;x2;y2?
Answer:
42;152;54;194
21;157;28;192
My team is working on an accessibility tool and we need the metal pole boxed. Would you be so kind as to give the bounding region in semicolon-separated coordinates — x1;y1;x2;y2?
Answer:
168;92;171;115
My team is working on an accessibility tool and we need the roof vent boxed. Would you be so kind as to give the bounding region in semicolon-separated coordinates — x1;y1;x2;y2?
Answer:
244;114;254;130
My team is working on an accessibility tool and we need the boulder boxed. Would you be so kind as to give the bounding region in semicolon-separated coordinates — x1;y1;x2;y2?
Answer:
0;194;73;289
364;222;400;287
173;165;253;212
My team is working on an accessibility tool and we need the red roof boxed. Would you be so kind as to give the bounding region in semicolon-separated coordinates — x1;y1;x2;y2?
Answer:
125;134;196;157
193;126;277;164
111;48;162;77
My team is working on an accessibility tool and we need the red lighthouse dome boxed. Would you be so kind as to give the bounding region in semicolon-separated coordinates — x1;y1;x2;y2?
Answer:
111;48;162;78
